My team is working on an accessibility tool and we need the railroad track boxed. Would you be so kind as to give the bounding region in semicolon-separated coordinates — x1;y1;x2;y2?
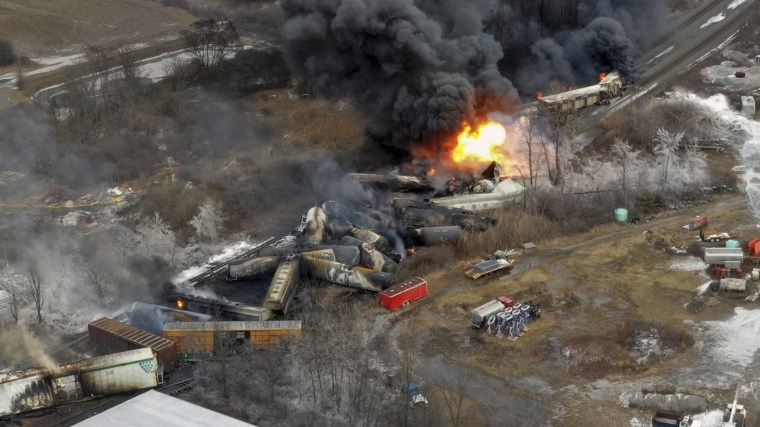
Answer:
157;378;195;396
188;234;295;287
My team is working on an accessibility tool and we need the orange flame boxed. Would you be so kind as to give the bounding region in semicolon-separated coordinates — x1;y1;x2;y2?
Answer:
427;167;437;177
451;122;507;164
406;247;417;255
599;72;607;82
536;91;543;100
177;299;185;309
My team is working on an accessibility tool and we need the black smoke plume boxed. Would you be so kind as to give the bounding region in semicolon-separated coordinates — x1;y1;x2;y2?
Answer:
489;0;670;96
280;0;518;152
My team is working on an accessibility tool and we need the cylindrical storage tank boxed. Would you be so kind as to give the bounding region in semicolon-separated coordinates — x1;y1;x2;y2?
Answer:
359;243;398;273
319;245;361;266
350;227;391;253
417;226;463;246
702;248;744;264
726;239;741;248
310;259;393;291
228;256;281;280
614;208;628;222
753;269;760;280
303;206;327;245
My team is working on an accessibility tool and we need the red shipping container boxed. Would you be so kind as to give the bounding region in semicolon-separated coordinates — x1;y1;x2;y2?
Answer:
749;237;760;256
379;277;428;310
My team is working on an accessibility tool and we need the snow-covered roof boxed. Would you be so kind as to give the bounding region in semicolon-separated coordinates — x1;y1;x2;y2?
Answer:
74;390;255;427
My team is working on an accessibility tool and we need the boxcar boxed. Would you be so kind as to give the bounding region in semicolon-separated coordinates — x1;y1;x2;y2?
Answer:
89;317;179;372
163;321;302;360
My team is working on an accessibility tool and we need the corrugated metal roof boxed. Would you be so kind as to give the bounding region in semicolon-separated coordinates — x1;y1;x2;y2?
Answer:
90;318;175;351
74;390;255;427
163;320;302;332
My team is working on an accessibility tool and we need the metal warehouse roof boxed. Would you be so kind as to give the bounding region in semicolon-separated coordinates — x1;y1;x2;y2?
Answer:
74;390;255;427
163;320;302;331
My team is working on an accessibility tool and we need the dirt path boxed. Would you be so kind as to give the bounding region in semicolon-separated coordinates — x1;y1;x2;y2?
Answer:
386;192;754;426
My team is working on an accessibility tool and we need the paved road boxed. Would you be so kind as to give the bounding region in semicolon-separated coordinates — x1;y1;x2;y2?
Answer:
562;0;757;148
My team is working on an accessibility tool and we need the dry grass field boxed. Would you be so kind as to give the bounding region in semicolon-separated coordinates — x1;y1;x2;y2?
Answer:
0;0;194;57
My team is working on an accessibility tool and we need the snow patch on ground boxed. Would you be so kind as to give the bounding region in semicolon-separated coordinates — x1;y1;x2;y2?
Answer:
704;307;760;370
701;13;726;29
737;120;760;220
690;409;726;426
669;257;708;272
172;240;257;285
647;45;674;64
729;0;748;9
697;280;713;295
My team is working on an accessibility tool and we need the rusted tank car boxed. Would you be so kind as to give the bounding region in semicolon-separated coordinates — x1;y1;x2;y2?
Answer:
88;317;179;372
0;348;160;417
539;71;625;113
162;321;302;360
263;255;299;314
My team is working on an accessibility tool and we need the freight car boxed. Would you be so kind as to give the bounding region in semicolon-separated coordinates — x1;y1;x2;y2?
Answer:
173;293;273;321
88;317;179;372
163;320;302;360
539;71;626;113
0;348;161;417
262;255;299;315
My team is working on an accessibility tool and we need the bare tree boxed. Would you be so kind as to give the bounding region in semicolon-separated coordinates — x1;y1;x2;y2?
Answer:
80;262;111;306
0;280;20;324
440;366;471;427
181;18;240;69
539;88;579;190
27;268;44;324
654;128;684;192
610;137;639;201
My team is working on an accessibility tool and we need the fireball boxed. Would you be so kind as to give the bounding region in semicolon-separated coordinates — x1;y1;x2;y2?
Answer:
599;71;607;81
450;122;507;164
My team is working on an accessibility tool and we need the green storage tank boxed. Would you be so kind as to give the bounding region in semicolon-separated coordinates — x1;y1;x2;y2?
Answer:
614;208;628;222
726;239;741;249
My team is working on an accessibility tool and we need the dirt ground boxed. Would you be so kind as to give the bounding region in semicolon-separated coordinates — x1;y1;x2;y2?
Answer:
374;191;757;426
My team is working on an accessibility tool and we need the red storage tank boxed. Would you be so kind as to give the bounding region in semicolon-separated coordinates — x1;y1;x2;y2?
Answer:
379;277;428;310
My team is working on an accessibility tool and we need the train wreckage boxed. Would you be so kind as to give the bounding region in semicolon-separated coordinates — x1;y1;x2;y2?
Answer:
173;170;524;321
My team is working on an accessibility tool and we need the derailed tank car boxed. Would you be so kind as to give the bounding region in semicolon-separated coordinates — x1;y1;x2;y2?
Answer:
538;71;626;113
0;348;161;417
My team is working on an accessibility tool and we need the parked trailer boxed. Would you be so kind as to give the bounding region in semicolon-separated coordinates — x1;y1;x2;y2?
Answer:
0;348;160;417
163;320;302;360
379;277;429;310
88;317;179;372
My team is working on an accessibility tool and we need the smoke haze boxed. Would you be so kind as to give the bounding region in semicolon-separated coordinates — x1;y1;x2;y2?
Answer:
281;0;517;152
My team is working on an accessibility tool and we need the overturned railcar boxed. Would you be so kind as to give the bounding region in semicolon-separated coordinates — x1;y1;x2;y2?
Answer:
0;348;161;417
539;71;626;113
